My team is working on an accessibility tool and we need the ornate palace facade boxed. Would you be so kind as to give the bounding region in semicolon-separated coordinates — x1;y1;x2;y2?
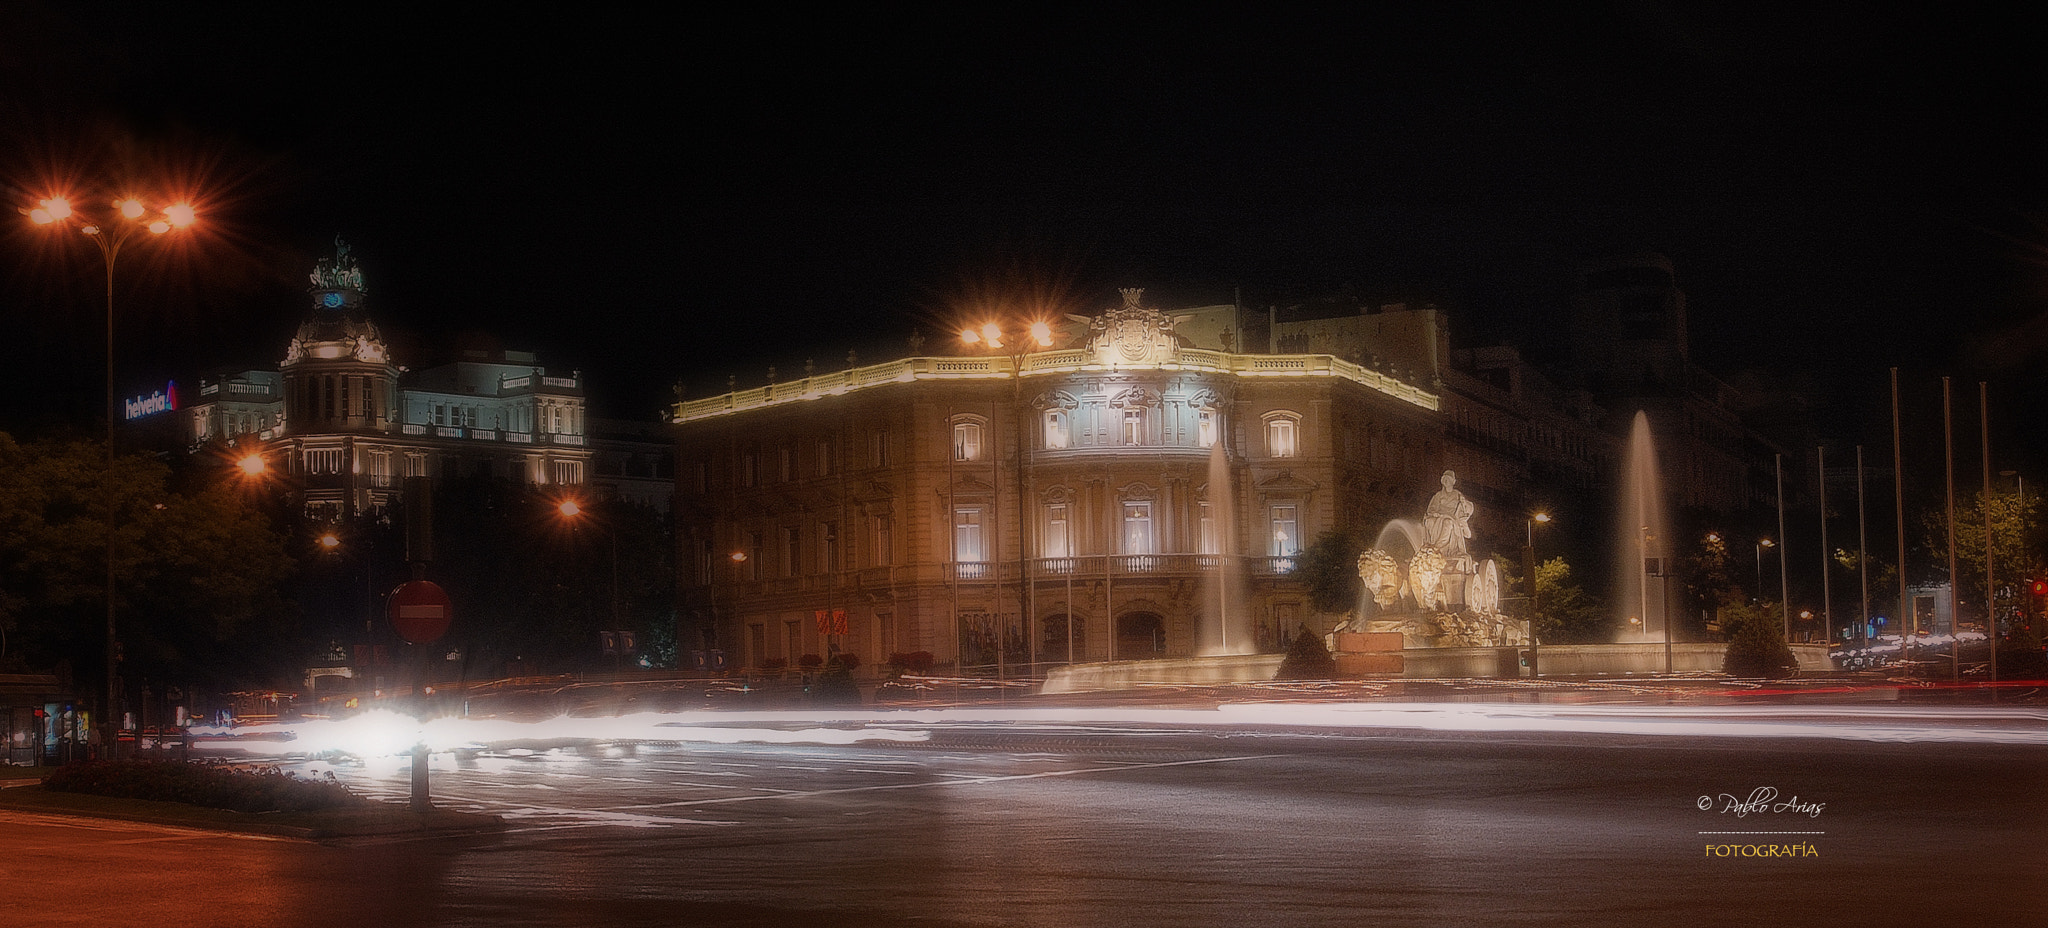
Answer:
670;289;1447;672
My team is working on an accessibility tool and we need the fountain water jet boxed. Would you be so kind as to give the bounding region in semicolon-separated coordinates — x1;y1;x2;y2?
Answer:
1617;411;1671;645
1197;440;1252;656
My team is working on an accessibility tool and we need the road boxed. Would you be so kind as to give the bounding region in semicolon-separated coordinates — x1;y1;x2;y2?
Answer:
4;701;2044;927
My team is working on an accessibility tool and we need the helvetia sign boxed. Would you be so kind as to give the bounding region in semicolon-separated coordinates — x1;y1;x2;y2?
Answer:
123;382;178;420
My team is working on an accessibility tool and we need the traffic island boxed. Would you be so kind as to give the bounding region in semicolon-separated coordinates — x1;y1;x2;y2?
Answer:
0;782;506;840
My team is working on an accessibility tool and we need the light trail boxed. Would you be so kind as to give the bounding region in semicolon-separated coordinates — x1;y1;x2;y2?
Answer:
189;702;2047;764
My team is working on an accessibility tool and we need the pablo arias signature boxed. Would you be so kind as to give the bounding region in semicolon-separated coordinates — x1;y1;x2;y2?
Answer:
1696;787;1824;818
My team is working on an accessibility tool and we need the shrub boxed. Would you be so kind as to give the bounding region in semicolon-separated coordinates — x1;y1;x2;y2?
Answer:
1721;603;1800;678
829;653;862;671
797;653;824;669
759;657;789;671
43;760;367;814
1274;625;1338;680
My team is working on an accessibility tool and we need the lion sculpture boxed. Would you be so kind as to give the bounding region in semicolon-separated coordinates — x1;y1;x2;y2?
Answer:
1407;545;1449;612
1355;549;1404;609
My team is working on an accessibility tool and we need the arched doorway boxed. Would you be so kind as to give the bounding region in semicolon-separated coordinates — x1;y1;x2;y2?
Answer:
1041;614;1086;662
1116;611;1166;659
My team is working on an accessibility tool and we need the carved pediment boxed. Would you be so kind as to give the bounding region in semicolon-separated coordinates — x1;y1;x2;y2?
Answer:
1032;390;1080;411
1110;386;1162;408
1253;470;1320;494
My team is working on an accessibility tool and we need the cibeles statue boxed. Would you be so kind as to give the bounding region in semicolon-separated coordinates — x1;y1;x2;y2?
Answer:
1422;470;1474;562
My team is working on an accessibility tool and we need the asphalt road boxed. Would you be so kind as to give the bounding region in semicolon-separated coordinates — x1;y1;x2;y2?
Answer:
5;705;2044;928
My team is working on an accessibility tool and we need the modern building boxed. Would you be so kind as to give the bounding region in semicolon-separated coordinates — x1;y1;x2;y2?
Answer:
670;288;1448;673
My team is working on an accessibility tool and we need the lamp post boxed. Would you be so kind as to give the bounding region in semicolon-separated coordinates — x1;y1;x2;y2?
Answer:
25;192;197;755
557;497;624;671
958;318;1054;682
1524;512;1550;677
1755;538;1775;604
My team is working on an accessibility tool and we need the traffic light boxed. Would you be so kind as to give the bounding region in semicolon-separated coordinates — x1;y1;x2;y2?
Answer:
2031;579;2046;597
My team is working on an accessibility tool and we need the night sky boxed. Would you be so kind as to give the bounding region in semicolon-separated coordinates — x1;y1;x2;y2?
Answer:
6;4;2048;469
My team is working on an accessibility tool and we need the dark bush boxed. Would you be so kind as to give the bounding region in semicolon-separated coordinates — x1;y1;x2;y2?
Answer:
1274;626;1338;680
1721;604;1800;678
797;653;824;669
829;653;861;671
759;657;789;671
44;760;367;814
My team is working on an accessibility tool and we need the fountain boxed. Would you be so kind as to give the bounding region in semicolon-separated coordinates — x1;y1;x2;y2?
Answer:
1344;470;1529;650
1618;411;1669;645
1197;440;1252;656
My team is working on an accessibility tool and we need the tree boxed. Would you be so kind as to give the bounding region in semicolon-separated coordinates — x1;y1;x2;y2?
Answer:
1530;556;1610;644
0;433;296;690
1921;489;2044;631
1296;528;1365;616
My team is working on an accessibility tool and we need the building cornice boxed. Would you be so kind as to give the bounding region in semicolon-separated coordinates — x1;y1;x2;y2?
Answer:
671;351;1438;425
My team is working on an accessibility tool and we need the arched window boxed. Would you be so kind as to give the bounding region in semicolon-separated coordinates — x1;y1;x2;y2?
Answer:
952;418;984;461
1043;409;1070;450
1264;412;1300;458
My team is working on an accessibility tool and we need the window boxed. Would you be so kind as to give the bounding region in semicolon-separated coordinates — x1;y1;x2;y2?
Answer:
1122;501;1154;555
953;421;983;461
746;532;763;580
305;448;344;474
820;522;840;573
550;460;583;485
1198;502;1218;555
782;527;801;577
870;514;894;566
1122;408;1145;445
696;539;713;586
1270;504;1300;557
1044;410;1070;450
817;439;834;477
1198;410;1217;447
1043;503;1071;558
953;507;985;562
871;429;890;468
740;451;758;488
779;446;796;482
1266;415;1299;458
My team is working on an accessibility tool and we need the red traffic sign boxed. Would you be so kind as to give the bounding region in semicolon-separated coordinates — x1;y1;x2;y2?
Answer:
387;580;453;644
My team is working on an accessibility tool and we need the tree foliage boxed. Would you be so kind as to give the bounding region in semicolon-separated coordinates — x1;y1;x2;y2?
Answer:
1921;489;2044;625
1531;556;1609;644
411;477;675;676
1296;528;1364;616
0;434;295;688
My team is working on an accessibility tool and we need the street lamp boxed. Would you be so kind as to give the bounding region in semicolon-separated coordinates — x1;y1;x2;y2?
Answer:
556;496;624;670
1524;512;1550;677
1755;538;1775;603
957;317;1056;680
25;191;197;754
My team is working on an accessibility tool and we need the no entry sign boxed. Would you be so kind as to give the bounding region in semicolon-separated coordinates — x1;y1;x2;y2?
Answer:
387;580;453;644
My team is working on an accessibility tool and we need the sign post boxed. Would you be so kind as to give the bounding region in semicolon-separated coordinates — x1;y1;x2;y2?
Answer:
388;579;451;812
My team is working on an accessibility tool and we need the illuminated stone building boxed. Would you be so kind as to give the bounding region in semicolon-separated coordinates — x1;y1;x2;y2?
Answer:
670;288;1450;672
182;242;595;518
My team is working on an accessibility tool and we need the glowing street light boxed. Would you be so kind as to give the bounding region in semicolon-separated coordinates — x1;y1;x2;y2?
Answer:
1761;536;1777;602
956;316;1059;678
1524;511;1551;676
555;496;623;667
26;190;198;753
